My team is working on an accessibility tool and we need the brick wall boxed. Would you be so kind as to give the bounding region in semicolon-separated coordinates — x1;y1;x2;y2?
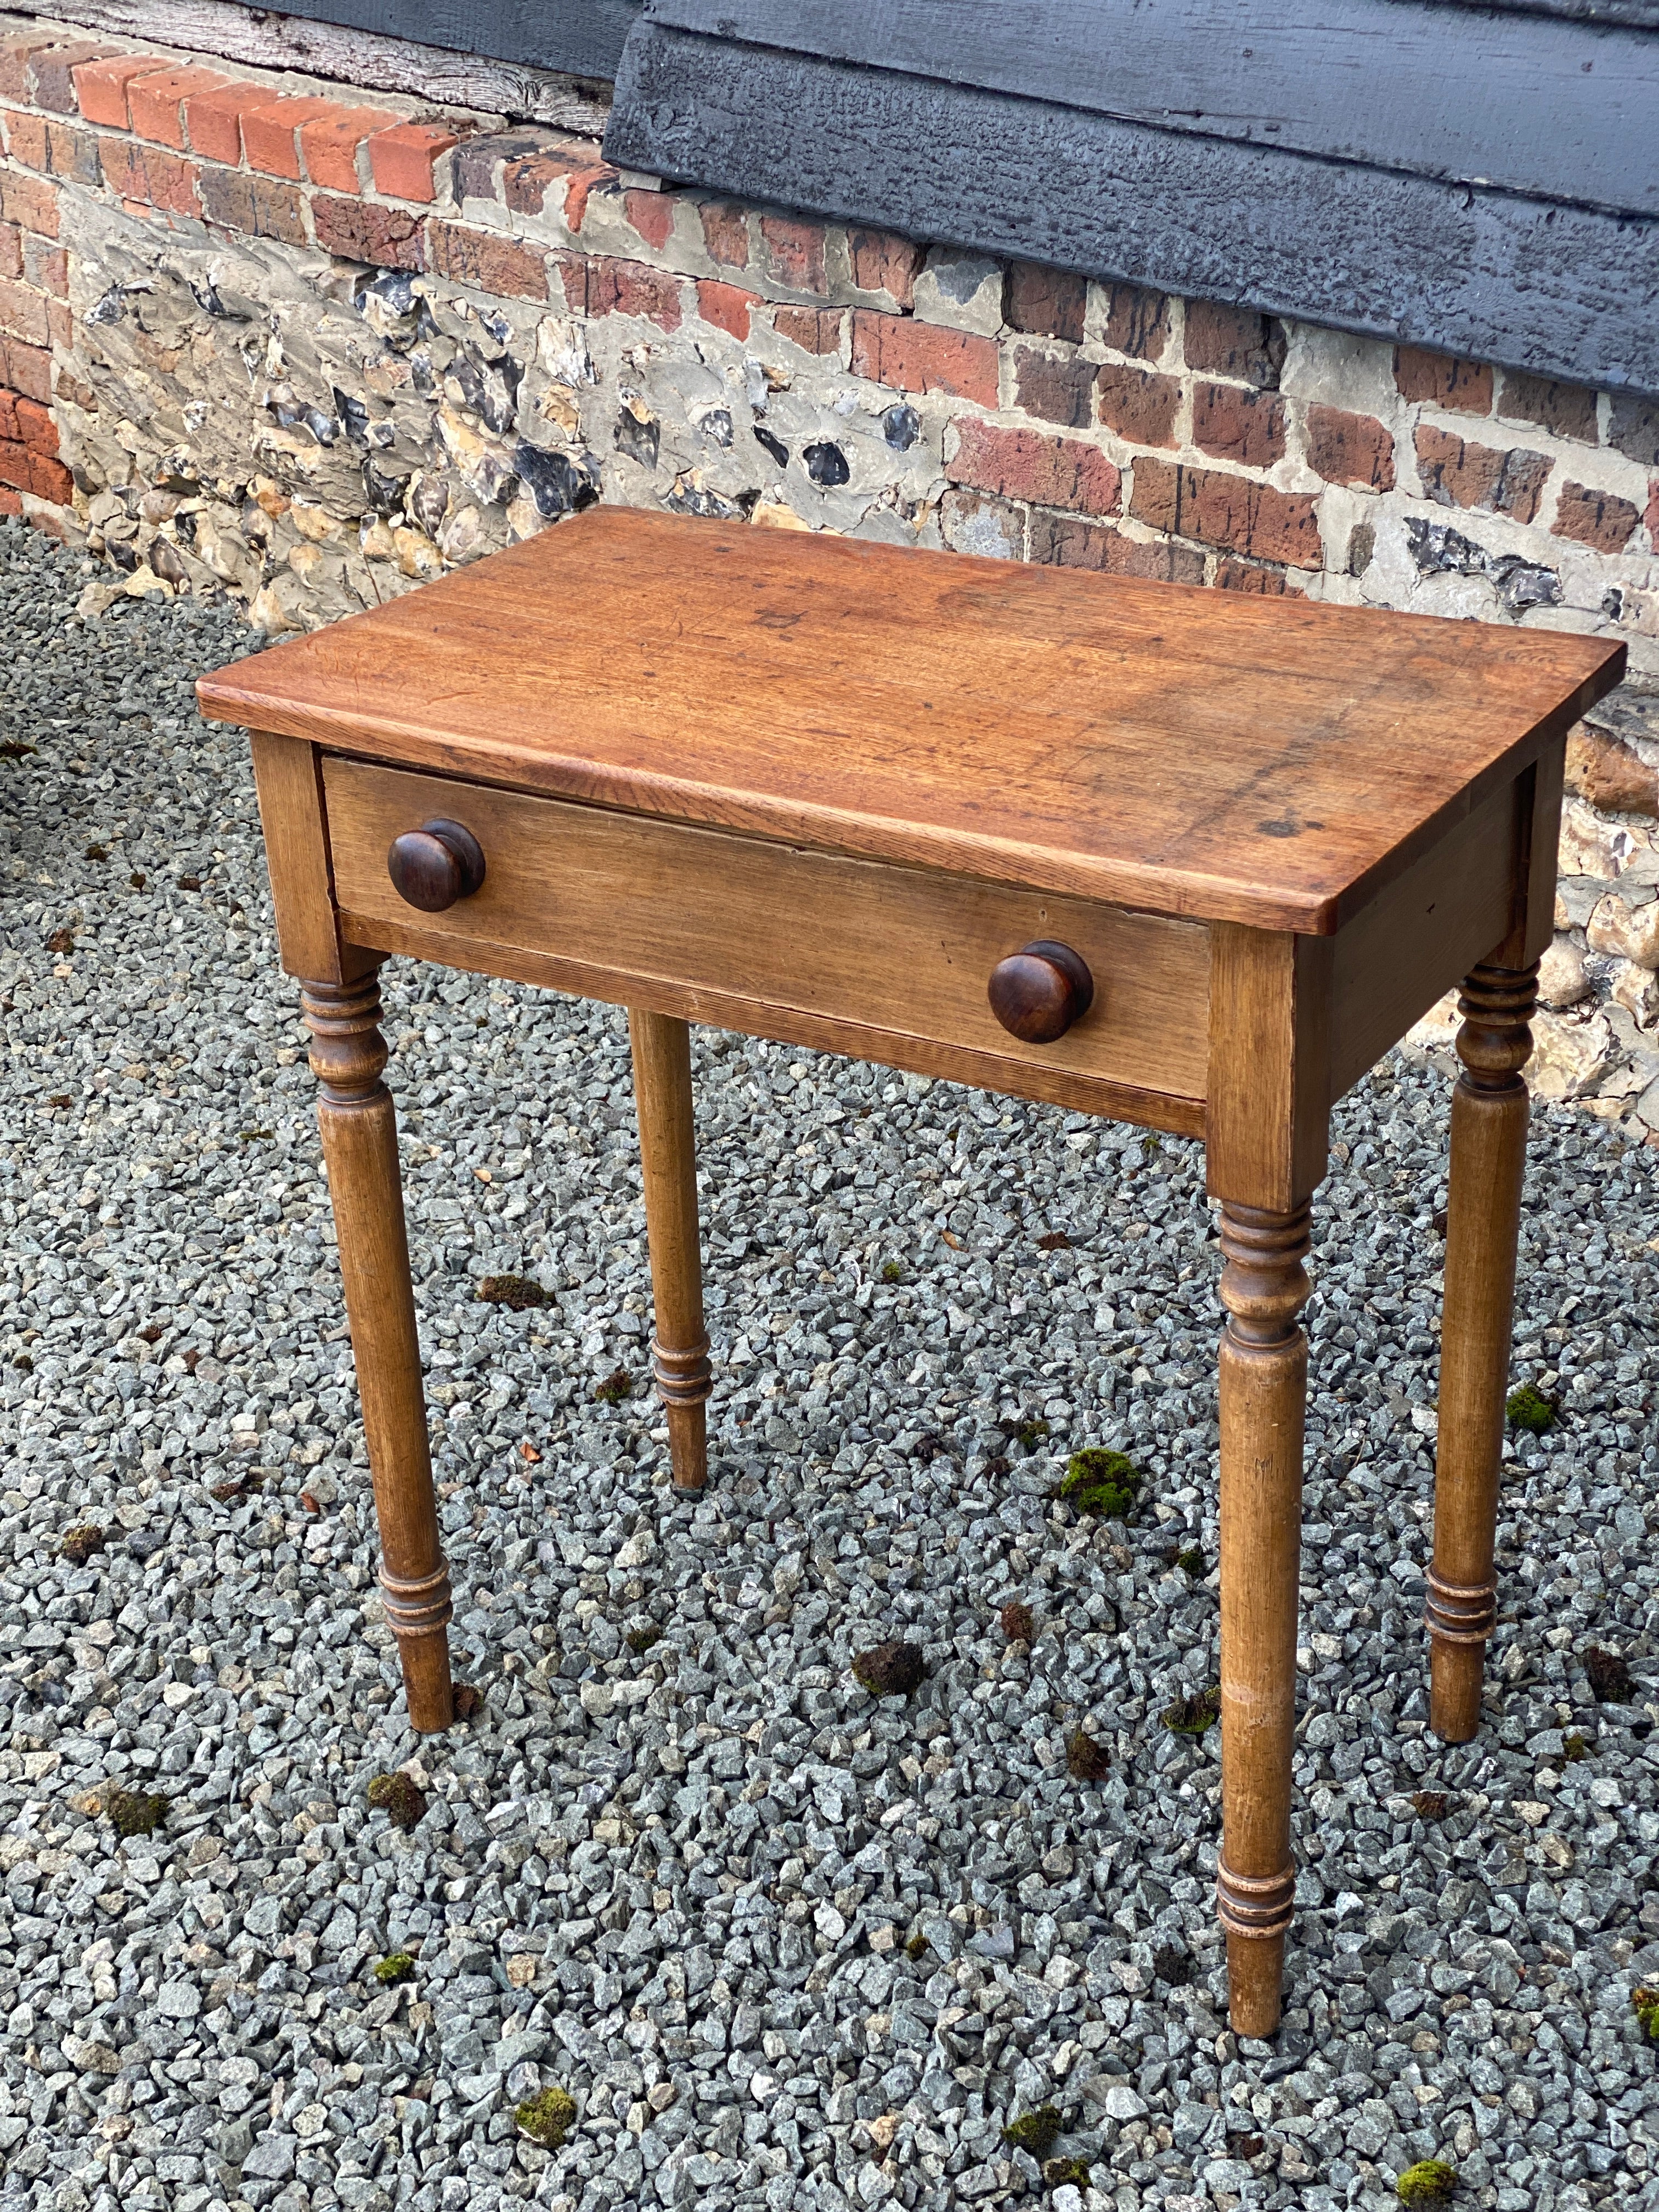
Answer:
8;18;1659;1126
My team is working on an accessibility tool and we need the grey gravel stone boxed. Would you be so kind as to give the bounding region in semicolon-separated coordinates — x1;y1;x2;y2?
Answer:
1;519;1658;2211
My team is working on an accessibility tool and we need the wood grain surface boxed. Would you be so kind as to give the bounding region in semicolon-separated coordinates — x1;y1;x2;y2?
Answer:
321;755;1211;1107
606;27;1659;398
199;507;1623;935
644;0;1659;215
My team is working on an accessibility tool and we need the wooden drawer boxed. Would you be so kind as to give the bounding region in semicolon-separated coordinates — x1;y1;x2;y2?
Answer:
322;758;1210;1129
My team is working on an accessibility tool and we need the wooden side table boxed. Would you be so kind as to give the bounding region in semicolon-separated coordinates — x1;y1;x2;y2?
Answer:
199;507;1623;2036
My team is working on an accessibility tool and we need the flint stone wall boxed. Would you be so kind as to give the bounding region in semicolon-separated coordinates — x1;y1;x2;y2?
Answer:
7;14;1659;1126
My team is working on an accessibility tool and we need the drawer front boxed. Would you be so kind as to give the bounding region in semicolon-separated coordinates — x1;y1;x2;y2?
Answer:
323;759;1210;1114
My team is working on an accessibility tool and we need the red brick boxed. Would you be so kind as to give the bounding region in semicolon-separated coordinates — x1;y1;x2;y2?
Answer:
700;200;749;268
697;279;760;340
0;278;48;348
30;41;116;114
1394;345;1492;413
1183;300;1285;387
1099;283;1170;362
1192;381;1286;468
1552;480;1640;554
1093;362;1180;448
848;227;926;309
368;120;458;204
300;104;399;193
947;420;1120;518
1028;510;1205;583
100;138;200;219
426;220;546;300
16;395;56;453
1305;403;1395;491
586;256;682;330
0;487;20;518
1415;425;1550;522
1;112;45;173
0;438;29;492
0;390;16;441
0;225;19;283
30;449;71;502
0;340;51;403
759;213;825;296
1005;261;1086;345
69;53;162;127
1013;346;1094;431
849;311;998;408
242;97;336;180
1497;369;1598;443
1215;556;1305;597
0;173;58;239
199;167;307;245
128;66;227;148
46;298;70;353
0;36;63;103
503;149;614;229
450;129;543;206
772;304;843;355
1130;458;1323;567
312;194;424;269
182;81;266;165
625;187;675;251
48;119;101;187
24;238;66;298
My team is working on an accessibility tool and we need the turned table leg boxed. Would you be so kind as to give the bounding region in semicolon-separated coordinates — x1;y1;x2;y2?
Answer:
1427;960;1537;1742
629;1009;713;1493
303;972;454;1730
1216;1201;1311;2039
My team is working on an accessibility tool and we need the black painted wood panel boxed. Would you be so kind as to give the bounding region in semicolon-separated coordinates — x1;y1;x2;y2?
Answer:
263;0;640;81
607;24;1659;397
642;0;1656;215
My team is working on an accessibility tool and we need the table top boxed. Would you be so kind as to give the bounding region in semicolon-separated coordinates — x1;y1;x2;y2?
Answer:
198;505;1624;933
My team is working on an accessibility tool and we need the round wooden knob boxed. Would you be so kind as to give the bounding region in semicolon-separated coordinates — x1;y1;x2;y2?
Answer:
387;818;486;913
988;939;1094;1043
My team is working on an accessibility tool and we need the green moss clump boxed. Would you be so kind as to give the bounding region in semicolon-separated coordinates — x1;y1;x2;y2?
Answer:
1002;2106;1062;2161
1176;1548;1205;1577
106;1787;168;1838
594;1369;633;1405
366;1771;428;1831
625;1624;663;1656
1160;1685;1221;1735
1065;1727;1110;1782
515;2084;577;2148
478;1274;551;1311
374;1952;415;1986
1505;1383;1555;1434
1633;1987;1659;2042
1043;2157;1091;2190
1396;2160;1457;2206
1564;1730;1590;1762
1015;1417;1051;1450
1059;1448;1141;1519
905;1930;930;1961
880;1260;904;1284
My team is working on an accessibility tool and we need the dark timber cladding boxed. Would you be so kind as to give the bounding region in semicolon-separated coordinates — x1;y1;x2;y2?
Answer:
606;0;1659;399
262;0;640;81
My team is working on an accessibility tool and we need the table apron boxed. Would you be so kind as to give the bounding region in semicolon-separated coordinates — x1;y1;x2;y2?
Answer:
323;757;1211;1129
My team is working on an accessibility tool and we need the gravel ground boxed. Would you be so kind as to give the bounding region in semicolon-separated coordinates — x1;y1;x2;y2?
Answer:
2;518;1658;2212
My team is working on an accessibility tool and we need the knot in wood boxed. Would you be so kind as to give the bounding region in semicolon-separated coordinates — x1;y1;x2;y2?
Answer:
1455;961;1538;1090
1217;1204;1311;1346
301;977;390;1100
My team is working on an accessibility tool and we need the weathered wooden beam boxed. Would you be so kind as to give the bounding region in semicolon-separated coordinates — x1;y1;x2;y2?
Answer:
4;0;620;122
642;0;1658;216
607;24;1659;399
